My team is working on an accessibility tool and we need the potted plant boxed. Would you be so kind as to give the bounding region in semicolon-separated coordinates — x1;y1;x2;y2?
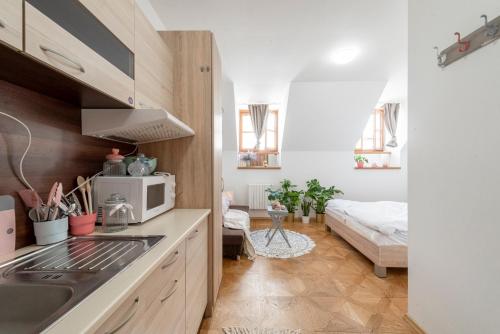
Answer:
267;179;302;222
306;179;343;224
300;196;312;223
240;152;255;167
280;179;302;222
354;154;368;168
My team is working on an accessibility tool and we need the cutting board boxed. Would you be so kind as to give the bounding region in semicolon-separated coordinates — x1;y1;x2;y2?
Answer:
0;195;16;255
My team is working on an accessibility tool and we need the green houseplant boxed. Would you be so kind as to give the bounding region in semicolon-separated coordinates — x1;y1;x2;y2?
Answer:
300;196;312;224
306;179;343;224
354;154;368;168
266;179;302;222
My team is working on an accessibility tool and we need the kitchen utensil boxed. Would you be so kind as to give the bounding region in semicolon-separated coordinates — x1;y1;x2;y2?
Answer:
29;207;49;222
50;183;63;221
18;189;42;208
58;202;76;217
86;177;93;214
0;195;16;256
45;182;58;221
70;193;83;216
77;176;89;215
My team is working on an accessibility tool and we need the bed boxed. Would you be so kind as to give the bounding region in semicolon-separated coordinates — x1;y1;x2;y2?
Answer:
325;199;408;278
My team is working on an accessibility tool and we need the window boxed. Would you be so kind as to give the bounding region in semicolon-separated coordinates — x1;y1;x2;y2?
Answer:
239;109;278;152
355;108;385;153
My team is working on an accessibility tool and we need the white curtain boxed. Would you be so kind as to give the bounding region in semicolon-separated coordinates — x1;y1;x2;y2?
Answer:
248;104;269;149
384;103;400;148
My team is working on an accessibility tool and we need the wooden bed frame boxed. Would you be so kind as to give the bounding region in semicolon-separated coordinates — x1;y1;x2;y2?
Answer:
325;212;407;278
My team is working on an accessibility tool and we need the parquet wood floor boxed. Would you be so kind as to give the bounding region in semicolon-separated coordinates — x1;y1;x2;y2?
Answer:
200;219;414;333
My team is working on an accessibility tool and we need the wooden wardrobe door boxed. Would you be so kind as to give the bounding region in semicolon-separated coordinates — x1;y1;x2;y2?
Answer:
211;34;223;304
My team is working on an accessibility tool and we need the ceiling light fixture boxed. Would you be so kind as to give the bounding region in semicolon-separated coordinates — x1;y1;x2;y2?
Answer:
330;47;360;65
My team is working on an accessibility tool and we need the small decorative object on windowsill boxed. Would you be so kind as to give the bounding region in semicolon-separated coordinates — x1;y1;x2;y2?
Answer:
354;154;368;169
239;152;255;167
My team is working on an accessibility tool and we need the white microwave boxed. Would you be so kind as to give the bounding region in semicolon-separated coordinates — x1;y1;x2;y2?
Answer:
93;175;175;224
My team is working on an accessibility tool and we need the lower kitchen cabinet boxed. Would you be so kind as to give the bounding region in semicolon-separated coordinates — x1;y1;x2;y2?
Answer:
186;219;208;334
95;217;208;334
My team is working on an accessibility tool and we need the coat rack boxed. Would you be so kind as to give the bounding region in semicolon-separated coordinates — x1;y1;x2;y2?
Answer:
434;14;500;68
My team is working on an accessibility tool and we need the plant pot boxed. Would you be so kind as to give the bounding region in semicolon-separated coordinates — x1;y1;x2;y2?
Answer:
316;213;325;224
33;217;68;246
302;216;310;224
356;161;364;168
69;212;97;236
287;213;295;223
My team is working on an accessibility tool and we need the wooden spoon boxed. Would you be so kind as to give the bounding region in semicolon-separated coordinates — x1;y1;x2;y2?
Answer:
77;176;89;215
86;177;93;214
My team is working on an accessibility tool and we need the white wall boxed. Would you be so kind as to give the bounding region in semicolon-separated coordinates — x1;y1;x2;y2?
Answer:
223;148;407;206
408;0;500;333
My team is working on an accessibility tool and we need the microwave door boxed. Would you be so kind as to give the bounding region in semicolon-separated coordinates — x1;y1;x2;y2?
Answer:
146;183;165;211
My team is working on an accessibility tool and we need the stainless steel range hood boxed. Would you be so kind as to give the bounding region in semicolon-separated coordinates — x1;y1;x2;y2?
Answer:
81;108;195;144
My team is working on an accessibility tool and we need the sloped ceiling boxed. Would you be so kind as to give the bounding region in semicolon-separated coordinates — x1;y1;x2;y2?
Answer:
282;81;386;150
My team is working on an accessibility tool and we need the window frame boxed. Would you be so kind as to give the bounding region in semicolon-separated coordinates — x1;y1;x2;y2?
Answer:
239;109;279;153
354;108;386;154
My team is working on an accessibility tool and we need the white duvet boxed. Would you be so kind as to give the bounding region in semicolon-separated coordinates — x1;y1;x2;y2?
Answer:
224;209;256;260
327;199;408;236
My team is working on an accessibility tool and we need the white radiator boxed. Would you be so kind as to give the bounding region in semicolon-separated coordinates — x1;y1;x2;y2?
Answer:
248;184;271;209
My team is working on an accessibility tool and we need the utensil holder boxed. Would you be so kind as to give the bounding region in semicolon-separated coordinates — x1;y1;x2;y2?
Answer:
33;217;68;245
69;213;97;236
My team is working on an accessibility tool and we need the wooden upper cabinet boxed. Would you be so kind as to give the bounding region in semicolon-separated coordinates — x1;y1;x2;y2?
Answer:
134;5;174;113
79;0;135;52
0;0;23;51
24;1;135;106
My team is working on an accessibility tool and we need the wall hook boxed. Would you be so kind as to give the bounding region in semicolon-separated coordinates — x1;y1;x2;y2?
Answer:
454;32;470;52
481;14;499;37
433;46;446;67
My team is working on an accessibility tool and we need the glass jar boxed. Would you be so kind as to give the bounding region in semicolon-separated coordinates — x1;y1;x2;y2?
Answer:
103;148;126;176
127;153;148;177
101;193;132;233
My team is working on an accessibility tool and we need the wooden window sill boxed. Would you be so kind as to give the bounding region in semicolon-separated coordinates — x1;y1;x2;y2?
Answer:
354;166;401;170
354;150;392;155
237;166;281;170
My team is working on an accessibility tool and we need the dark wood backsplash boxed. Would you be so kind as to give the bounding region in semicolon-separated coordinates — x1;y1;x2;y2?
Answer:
0;80;132;249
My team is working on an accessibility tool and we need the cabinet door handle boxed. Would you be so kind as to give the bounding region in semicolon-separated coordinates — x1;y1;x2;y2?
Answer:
161;250;179;270
188;229;199;240
40;45;86;73
105;297;139;334
160;280;179;303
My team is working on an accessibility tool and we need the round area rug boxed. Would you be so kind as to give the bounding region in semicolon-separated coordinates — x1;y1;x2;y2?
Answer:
250;229;315;259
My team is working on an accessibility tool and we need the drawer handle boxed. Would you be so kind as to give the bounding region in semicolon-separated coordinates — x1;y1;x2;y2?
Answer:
160;280;179;303
105;297;139;334
40;45;86;73
188;229;199;240
161;250;179;270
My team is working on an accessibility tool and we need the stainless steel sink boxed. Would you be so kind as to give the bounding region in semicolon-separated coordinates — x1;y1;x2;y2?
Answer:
0;235;164;334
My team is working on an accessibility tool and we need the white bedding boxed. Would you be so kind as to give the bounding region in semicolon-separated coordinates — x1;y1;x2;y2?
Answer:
327;199;408;236
224;209;256;260
326;207;407;246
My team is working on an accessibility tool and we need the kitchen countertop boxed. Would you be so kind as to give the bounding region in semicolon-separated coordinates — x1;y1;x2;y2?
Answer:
10;208;210;334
